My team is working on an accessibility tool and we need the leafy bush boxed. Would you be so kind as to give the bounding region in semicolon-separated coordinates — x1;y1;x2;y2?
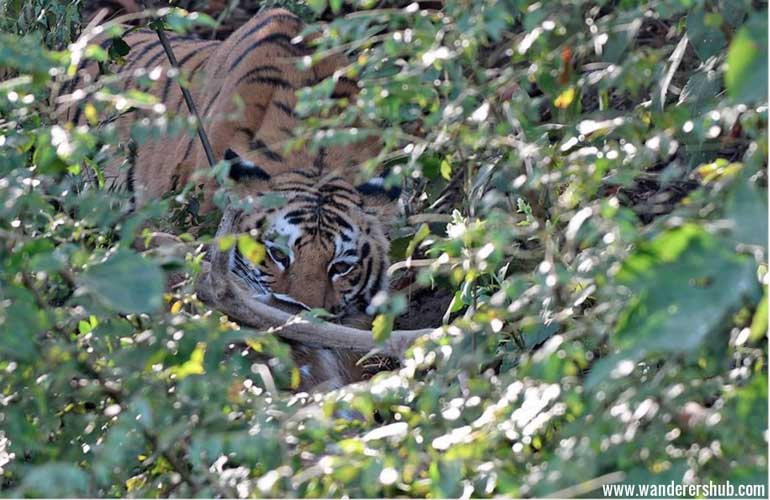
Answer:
0;0;767;497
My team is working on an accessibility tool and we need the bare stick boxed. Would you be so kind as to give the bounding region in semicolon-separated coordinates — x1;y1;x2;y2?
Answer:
153;23;217;168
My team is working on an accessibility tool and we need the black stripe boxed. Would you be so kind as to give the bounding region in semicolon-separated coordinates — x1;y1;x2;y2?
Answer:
161;43;218;103
232;12;302;47
357;257;374;300
123;45;166;89
230;161;270;181
327;214;354;232
121;35;209;86
236;127;253;138
331;91;355;100
174;54;212;112
245;76;293;91
185;53;210;82
127;141;137;208
62;38;113;96
249;138;284;162
233;64;282;87
337;76;358;88
272;101;297;119
366;256;382;301
138;47;173;81
72;104;84;125
200;88;222;117
283;209;307;219
121;39;161;74
228;32;307;73
314;147;326;175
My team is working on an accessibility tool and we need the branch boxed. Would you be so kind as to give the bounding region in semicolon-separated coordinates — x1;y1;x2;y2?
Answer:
194;207;437;358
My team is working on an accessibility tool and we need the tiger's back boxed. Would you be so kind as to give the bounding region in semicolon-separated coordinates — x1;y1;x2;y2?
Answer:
61;9;367;207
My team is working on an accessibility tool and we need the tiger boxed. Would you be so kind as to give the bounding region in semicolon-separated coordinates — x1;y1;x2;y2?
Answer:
56;8;401;390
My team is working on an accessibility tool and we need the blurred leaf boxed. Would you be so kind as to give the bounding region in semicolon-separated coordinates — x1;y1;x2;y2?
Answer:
307;0;327;15
237;234;266;265
749;290;768;342
725;12;768;103
0;287;45;362
218;234;236;251
372;313;393;342
724;156;768;247
440;158;452;180
612;225;759;354
554;87;576;109
107;37;130;60
678;70;720;108
687;8;726;60
80;250;164;313
406;223;431;258
16;463;90;497
167;342;206;379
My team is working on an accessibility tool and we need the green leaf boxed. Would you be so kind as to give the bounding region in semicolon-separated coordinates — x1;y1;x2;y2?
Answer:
330;0;343;14
107;37;130;60
440;158;452;180
0;287;45;362
372;314;393;342
726;13;768;104
678;70;720;109
78;315;98;334
521;320;559;350
589;225;762;389
80;250;164;313
686;8;726;60
33;130;67;174
259;192;287;209
406;223;431;258
218;234;236;251
614;226;759;353
749;290;768;342
166;342;206;379
237;235;266;265
724;156;768;248
307;0;327;15
16;463;91;497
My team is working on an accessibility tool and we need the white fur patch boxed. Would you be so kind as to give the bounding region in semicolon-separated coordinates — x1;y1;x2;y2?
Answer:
266;215;302;269
272;292;310;310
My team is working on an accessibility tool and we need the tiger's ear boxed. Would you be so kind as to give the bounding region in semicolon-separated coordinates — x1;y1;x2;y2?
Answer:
225;148;271;183
357;176;401;221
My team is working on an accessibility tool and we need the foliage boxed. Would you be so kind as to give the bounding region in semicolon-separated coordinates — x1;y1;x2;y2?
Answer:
0;0;81;50
0;0;767;497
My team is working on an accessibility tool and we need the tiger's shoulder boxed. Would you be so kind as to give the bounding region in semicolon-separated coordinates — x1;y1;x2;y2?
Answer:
55;9;372;209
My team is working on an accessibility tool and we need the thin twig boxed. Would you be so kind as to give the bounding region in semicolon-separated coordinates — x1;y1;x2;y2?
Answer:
153;25;217;168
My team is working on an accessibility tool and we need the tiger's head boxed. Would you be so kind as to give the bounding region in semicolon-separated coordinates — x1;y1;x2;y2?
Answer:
223;149;400;324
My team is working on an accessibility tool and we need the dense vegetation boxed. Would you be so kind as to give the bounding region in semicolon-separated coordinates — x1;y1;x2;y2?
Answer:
0;0;767;497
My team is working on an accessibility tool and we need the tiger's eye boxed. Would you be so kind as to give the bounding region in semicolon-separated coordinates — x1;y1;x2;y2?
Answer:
268;246;290;269
330;261;353;277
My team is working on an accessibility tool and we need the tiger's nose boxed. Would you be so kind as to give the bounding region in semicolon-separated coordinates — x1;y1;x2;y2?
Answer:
287;277;340;312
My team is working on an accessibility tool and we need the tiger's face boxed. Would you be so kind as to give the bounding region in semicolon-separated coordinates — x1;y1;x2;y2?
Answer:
224;149;399;323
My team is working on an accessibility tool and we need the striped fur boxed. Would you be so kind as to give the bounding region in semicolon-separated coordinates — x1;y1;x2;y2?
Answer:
57;9;398;390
